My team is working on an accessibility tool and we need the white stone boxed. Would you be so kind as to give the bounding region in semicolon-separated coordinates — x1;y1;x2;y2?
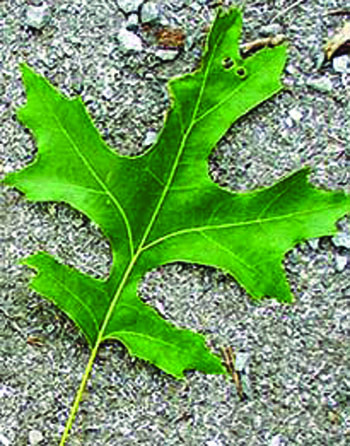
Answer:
117;28;143;52
119;426;132;435
285;63;297;75
307;77;333;93
260;24;283;36
29;430;43;445
241;373;253;399
154;300;165;315
3;164;14;174
26;5;51;30
206;441;221;446
102;86;114;101
335;254;348;272
234;352;250;371
143;130;157;147
117;0;143;14
0;385;14;398
333;54;350;74
0;433;10;446
155;49;179;61
289;107;303;123
269;434;282;446
126;13;139;31
333;232;350;249
285;117;293;128
308;238;319;250
141;1;160;23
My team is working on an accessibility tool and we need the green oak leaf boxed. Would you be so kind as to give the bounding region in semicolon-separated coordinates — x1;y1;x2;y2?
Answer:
2;7;349;443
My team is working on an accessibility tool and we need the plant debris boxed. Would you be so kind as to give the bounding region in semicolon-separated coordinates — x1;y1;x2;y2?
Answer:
324;22;350;59
221;346;248;401
241;34;287;56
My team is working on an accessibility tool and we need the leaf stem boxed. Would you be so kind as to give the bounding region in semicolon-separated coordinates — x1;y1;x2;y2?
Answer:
59;254;139;445
59;340;101;446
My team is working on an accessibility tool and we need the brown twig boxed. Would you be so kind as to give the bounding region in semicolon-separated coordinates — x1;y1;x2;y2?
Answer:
221;346;244;400
241;35;287;56
326;9;350;16
27;336;45;347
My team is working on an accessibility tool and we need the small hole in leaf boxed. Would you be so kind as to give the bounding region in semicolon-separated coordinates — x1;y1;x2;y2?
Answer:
222;57;235;70
235;67;247;78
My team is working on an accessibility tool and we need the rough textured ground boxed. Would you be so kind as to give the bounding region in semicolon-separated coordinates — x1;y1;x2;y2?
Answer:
1;0;350;445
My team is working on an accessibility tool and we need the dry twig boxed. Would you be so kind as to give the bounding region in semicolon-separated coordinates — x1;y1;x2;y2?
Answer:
221;346;245;400
241;34;287;55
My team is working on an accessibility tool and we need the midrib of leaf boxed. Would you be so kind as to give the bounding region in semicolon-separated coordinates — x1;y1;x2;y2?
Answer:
141;203;343;252
97;37;220;344
136;42;220;251
39;92;134;256
59;38;220;445
97;38;220;332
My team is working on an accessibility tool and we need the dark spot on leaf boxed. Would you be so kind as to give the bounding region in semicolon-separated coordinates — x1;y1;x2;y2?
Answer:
235;66;247;78
222;57;235;70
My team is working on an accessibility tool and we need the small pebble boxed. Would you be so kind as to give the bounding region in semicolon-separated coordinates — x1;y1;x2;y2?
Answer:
335;254;348;272
332;232;350;249
241;373;253;399
260;24;283;36
333;54;350;74
101;86;115;101
289;107;303;123
234;351;250;371
126;13;139;31
0;433;10;446
141;1;160;23
285;117;293;128
206;441;221;446
119;426;133;435
0;385;14;398
154;300;165;315
285;63;298;75
269;434;282;446
117;28;143;52
308;238;319;250
26;5;51;29
143;130;158;147
306;77;333;93
29;430;43;445
155;49;179;61
117;0;143;14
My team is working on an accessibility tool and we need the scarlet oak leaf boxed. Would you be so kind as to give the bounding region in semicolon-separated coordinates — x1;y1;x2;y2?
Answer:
3;8;350;443
2;7;349;380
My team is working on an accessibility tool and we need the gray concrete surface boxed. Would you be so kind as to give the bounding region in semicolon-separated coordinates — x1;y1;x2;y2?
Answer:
1;0;349;445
